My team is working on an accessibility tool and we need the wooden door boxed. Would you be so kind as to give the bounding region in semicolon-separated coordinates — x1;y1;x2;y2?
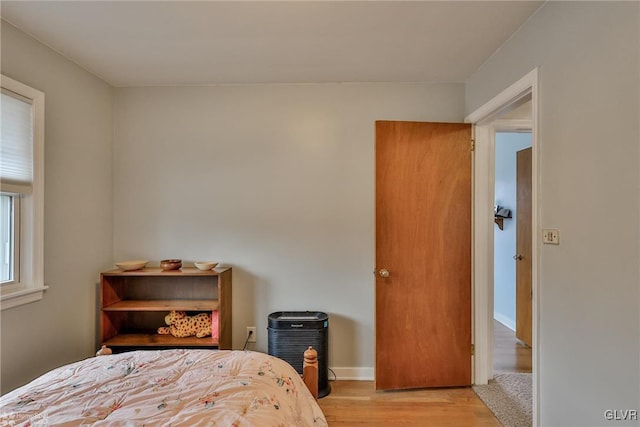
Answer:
375;121;472;390
515;147;532;347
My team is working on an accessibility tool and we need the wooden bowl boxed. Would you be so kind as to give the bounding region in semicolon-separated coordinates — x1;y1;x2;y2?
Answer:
115;260;148;271
160;259;182;271
194;261;218;271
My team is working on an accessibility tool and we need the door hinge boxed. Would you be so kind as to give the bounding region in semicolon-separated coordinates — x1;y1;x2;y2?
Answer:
471;344;475;355
470;139;475;151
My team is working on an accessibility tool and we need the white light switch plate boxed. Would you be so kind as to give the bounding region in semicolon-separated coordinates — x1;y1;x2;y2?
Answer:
542;229;560;245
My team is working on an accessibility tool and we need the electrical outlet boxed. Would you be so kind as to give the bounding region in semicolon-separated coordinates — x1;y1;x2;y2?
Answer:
246;326;257;343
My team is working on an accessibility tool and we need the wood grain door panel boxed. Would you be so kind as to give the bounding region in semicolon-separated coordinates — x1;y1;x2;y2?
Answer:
516;147;532;346
375;121;472;390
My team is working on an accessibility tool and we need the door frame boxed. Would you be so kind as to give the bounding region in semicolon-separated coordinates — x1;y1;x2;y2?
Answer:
465;68;539;425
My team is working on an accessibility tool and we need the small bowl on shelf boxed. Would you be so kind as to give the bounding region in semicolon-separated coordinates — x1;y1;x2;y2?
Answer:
194;261;218;271
160;259;182;271
115;260;148;271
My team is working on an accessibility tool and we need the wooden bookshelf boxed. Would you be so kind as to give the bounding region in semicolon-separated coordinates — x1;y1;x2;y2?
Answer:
99;267;232;351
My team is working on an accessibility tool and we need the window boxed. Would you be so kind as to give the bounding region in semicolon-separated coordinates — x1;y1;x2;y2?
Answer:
1;193;19;283
0;75;46;309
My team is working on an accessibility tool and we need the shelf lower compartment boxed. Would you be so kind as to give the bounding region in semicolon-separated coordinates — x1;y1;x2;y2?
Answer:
103;333;219;347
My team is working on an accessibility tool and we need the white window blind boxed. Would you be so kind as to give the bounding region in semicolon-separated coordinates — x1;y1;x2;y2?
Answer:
1;89;34;194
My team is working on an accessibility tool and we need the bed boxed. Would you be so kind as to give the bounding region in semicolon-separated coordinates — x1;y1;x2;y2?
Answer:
0;349;327;426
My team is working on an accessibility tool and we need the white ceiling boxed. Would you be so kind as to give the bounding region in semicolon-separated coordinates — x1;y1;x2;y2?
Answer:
0;1;543;87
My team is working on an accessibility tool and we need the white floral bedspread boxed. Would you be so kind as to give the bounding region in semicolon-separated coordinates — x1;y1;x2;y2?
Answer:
0;349;328;426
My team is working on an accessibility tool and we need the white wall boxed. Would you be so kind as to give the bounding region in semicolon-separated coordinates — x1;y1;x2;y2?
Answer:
0;22;114;393
113;83;465;371
467;3;639;426
494;132;531;330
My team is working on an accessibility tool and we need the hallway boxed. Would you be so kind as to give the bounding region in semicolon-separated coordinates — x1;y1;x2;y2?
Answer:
493;320;532;373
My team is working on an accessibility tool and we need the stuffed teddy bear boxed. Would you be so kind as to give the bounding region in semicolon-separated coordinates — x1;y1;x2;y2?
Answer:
157;310;212;338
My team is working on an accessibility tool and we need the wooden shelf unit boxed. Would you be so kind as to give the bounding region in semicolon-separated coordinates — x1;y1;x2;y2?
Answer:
100;267;232;350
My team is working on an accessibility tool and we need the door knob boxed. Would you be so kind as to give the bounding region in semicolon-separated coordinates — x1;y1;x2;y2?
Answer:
378;269;390;278
513;254;523;261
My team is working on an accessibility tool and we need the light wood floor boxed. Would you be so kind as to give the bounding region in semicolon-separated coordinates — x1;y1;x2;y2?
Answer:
317;381;501;426
317;322;532;425
493;320;532;373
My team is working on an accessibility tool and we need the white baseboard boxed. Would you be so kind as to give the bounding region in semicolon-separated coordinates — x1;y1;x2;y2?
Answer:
329;367;374;381
494;313;516;331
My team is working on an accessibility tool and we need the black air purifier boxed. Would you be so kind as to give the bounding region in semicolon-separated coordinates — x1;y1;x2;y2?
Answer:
268;311;330;397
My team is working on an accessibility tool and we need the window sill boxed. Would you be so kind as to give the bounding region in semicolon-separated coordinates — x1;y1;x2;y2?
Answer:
0;285;49;310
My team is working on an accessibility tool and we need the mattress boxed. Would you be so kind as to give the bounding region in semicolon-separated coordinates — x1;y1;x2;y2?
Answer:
0;349;327;426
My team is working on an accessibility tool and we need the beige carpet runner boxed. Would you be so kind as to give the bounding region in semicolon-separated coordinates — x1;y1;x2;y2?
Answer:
472;373;532;427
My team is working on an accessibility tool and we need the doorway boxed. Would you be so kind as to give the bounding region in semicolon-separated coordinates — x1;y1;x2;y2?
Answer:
493;131;532;374
466;68;539;424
